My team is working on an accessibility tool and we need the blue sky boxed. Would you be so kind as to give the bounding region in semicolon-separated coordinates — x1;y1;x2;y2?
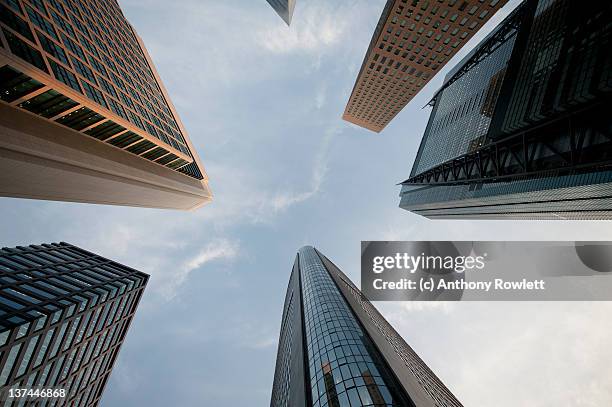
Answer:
1;0;612;405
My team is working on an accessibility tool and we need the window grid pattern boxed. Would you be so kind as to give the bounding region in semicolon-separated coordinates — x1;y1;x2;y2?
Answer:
501;0;612;133
270;287;295;407
412;23;517;174
0;242;148;407
0;0;205;180
299;247;409;407
399;171;612;220
399;0;612;220
322;254;462;407
343;0;509;132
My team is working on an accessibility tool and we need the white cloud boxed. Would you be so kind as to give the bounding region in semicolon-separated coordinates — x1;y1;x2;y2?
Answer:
315;84;327;109
256;4;347;54
183;239;239;275
249;336;278;350
158;239;240;300
269;124;339;213
379;302;612;407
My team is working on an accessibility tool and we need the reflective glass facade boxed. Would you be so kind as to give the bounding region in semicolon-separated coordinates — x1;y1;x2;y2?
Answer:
400;0;612;219
499;0;612;135
270;257;307;407
400;170;612;219
299;248;408;407
411;27;517;174
0;242;148;406
266;0;296;26
271;246;462;407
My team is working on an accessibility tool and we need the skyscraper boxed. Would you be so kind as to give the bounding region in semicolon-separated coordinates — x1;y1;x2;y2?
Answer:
399;0;612;219
0;0;211;210
343;0;509;133
0;242;148;406
266;0;296;26
270;246;462;407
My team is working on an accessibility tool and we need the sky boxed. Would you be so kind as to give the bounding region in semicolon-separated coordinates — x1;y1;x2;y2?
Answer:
1;0;612;406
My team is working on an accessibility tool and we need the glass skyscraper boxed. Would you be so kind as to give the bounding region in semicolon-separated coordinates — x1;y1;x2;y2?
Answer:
265;0;296;26
0;0;211;209
399;0;612;219
342;0;509;133
270;246;462;407
0;242;148;406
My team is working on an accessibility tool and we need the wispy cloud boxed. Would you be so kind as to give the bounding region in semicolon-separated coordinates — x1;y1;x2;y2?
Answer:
256;4;347;54
248;336;278;350
269;125;339;213
183;239;239;274
315;84;327;109
158;239;240;299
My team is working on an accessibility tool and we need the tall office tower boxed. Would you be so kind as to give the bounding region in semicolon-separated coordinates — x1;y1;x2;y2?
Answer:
399;0;612;219
342;0;509;133
270;246;462;407
0;0;211;210
0;242;148;406
266;0;296;26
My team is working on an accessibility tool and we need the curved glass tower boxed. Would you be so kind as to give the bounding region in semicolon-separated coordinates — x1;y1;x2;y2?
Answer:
270;246;462;407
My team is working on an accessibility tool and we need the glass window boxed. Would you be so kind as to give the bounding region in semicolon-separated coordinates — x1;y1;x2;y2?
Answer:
142;147;168;161
16;335;40;377
55;106;104;130
37;31;68;64
26;5;58;40
50;10;75;37
108;131;142;148
16;322;30;339
298;248;409;407
0;4;34;41
0;292;27;310
37;281;69;295
85;120;125;141
156;153;179;165
81;80;108;108
61;32;85;60
49;321;67;358
2;29;48;73
0;330;9;346
62;316;81;351
0;343;23;385
29;311;47;330
19;89;79;119
33;328;55;367
49;60;81;93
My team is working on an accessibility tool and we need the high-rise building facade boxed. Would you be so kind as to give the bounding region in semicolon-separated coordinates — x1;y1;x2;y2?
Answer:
0;0;211;210
342;0;509;133
270;246;462;407
399;0;612;219
0;242;148;406
266;0;296;26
